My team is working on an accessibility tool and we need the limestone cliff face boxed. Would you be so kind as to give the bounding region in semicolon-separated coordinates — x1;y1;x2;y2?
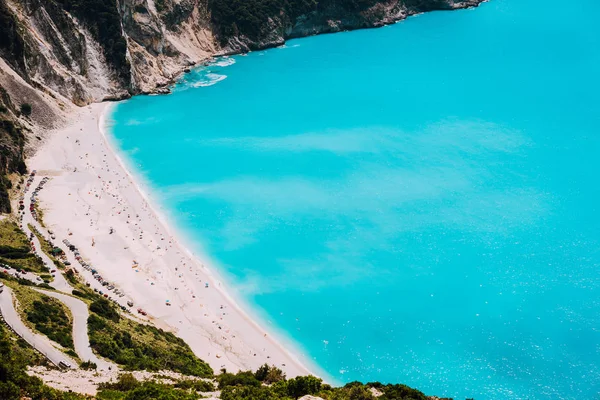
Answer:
0;0;484;107
0;0;485;212
0;0;217;106
121;0;216;94
0;0;482;106
213;0;484;53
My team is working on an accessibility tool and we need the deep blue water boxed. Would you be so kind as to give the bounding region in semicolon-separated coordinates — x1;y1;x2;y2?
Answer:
109;0;600;398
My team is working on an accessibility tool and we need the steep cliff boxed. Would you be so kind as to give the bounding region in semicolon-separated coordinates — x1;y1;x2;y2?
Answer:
0;0;484;104
0;0;484;212
0;0;218;105
211;0;483;52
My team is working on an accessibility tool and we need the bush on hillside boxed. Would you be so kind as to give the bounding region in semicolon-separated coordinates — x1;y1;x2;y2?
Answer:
26;297;74;349
19;103;31;116
90;298;120;322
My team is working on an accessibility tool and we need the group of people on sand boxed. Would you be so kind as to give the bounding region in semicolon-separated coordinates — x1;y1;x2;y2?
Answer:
61;127;285;370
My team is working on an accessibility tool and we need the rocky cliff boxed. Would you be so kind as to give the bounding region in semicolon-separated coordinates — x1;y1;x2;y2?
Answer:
0;0;484;212
212;0;484;52
0;0;484;105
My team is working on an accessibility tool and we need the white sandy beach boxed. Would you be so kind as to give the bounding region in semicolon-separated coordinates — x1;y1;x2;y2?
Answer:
27;102;316;378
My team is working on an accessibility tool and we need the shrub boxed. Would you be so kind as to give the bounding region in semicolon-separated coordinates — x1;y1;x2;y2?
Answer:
88;314;213;377
174;379;215;392
99;373;139;391
0;324;86;399
220;385;276;400
19;103;31;116
90;298;120;322
254;364;286;384
119;381;198;400
72;289;87;298
217;370;261;389
80;361;97;370
367;382;427;400
26;297;74;349
65;269;77;284
286;375;322;399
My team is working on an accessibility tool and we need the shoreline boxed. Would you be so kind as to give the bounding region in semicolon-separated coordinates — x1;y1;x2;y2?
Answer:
98;103;330;382
136;1;487;97
28;102;327;381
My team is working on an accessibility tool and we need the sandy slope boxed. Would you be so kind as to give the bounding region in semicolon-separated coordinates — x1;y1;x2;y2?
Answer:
27;103;317;378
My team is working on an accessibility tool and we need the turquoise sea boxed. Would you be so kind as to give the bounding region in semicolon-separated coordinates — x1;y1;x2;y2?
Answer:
108;0;600;398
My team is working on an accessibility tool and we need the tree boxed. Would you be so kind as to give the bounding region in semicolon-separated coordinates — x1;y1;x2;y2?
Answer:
286;375;322;399
217;370;261;389
254;364;285;384
90;298;120;322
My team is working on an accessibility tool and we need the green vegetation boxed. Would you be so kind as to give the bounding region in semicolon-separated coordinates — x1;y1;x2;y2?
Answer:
90;298;120;322
0;269;52;290
19;103;31;116
96;369;428;400
98;374;202;400
67;274;99;303
0;219;29;252
33;203;45;227
208;0;381;44
29;223;64;275
217;370;428;400
1;275;431;400
217;370;261;388
174;379;216;392
87;298;212;376
27;297;74;349
80;361;97;370
10;283;74;350
0;220;46;273
207;0;468;48
154;0;166;12
72;288;91;299
254;363;286;384
0;324;86;400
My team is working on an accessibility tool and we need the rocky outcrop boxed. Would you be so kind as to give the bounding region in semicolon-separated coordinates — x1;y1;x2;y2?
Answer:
123;0;217;94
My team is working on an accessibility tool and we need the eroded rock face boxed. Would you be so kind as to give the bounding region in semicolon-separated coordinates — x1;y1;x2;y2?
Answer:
124;0;217;94
0;0;484;107
0;0;217;105
213;0;484;55
0;0;129;105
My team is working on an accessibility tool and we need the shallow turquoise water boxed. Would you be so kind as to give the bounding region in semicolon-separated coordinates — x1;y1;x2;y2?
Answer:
109;0;600;398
